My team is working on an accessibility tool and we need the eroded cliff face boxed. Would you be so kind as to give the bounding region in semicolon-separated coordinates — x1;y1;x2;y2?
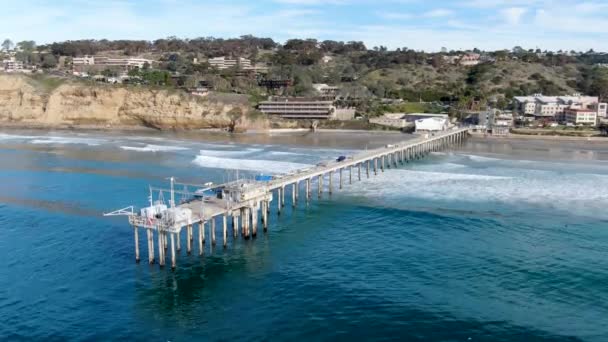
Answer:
0;75;267;131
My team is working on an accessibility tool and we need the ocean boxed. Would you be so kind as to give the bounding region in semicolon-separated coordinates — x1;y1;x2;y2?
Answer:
0;129;607;341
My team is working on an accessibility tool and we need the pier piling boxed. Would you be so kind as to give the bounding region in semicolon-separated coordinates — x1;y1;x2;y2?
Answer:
147;229;154;264
133;226;140;263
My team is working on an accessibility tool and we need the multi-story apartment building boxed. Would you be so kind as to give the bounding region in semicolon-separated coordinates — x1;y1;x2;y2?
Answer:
259;97;336;119
564;108;597;125
514;94;607;121
208;56;252;70
73;56;152;70
2;57;24;72
460;53;481;66
208;56;268;74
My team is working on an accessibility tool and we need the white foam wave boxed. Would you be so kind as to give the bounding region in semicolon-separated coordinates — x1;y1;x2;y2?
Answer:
192;155;311;173
341;166;608;219
120;144;189;152
0;133;38;140
268;151;308;157
198;148;261;157
30;137;104;146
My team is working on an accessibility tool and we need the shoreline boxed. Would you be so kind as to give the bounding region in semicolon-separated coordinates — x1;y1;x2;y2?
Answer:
469;132;608;143
2;122;607;143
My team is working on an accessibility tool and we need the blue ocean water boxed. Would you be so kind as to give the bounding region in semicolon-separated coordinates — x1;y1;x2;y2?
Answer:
0;130;607;341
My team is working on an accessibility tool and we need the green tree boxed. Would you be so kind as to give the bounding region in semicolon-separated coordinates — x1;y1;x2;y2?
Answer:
17;40;36;52
41;54;58;69
2;39;13;51
590;70;608;102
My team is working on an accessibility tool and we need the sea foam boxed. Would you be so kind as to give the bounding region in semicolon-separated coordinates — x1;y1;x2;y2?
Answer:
192;155;311;173
120;144;189;152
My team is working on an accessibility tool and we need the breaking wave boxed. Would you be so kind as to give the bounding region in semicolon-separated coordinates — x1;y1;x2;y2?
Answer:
119;144;189;152
192;155;311;173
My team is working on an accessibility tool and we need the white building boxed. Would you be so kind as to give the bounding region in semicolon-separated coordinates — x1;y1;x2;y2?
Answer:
2;57;24;72
72;56;152;70
415;117;449;132
208;56;252;70
312;83;340;96
73;56;95;66
259;97;336;120
460;53;481;66
514;94;607;120
564;108;597;125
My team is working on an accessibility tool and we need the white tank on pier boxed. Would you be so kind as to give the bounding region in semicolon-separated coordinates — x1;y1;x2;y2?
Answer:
140;202;168;218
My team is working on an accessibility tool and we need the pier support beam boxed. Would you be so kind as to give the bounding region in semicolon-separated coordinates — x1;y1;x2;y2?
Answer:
305;178;310;204
367;160;370;178
318;175;323;199
186;224;192;254
358;163;362;181
374;158;378;175
147;229;154;264
243;208;250;239
349;165;353;184
277;188;282;215
158;231;165;267
381;156;385;172
176;229;181;252
292;183;296;208
329;171;333;194
281;186;286;208
233;213;239;238
133;226;140;263
263;202;268;232
223;215;228;247
211;218;216;246
198;222;203;255
252;206;258;237
339;168;343;190
170;233;176;270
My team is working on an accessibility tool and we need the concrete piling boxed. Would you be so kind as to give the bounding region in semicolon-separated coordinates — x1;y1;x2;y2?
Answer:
223;214;228;247
186;224;192;254
277;188;282;215
211;218;216;246
158;231;165;267
147;229;154;264
252;206;258;237
349;165;353;184
198;222;203;255
281;186;285;208
292;183;296;208
329;171;333;194
263;202;268;232
339;168;343;190
233;213;239;238
318;174;323;198
133;226;140;263
170;233;176;269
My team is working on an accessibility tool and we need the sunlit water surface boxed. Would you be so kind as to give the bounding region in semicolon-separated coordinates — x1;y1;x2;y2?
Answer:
0;130;607;341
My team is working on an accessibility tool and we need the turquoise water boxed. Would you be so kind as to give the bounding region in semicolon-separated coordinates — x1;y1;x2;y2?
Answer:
0;130;607;341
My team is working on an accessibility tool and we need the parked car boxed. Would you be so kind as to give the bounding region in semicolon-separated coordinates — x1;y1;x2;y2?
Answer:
336;156;347;162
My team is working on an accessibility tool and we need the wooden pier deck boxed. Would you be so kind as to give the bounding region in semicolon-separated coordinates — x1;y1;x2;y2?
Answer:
106;128;470;269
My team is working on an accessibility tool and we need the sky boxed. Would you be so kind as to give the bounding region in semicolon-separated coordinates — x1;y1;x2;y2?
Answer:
1;0;606;52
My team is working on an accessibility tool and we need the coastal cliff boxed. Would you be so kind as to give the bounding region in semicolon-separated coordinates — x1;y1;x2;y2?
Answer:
0;74;268;131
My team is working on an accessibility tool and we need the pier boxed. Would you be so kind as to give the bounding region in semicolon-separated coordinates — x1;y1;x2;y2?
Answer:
105;128;469;269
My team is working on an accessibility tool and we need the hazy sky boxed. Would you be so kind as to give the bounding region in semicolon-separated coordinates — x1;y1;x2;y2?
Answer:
1;0;606;51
